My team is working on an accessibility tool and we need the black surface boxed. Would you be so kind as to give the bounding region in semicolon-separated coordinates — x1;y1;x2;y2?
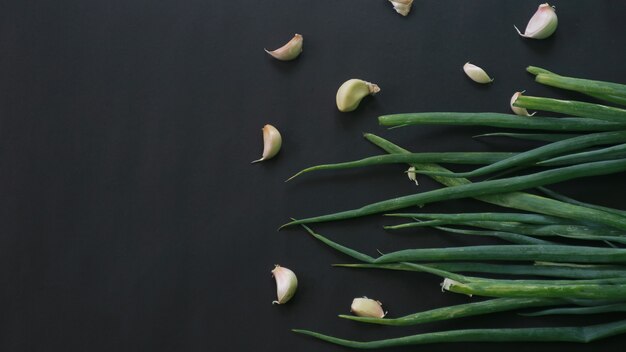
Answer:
2;1;626;351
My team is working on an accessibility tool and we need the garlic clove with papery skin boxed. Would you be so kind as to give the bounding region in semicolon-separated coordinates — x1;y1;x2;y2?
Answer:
515;3;558;39
389;0;413;16
510;91;536;116
252;124;282;163
336;79;380;112
265;34;303;61
407;166;419;186
350;297;386;318
271;265;298;304
463;63;494;84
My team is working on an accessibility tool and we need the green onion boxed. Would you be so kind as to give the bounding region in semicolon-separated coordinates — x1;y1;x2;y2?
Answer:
540;143;626;166
526;66;626;105
443;278;626;300
339;297;563;326
385;212;567;225
538;187;626;218
427;226;556;245
522;303;626;317
514;95;626;123
282;158;626;228
293;319;626;348
335;262;626;279
378;112;626;131
387;220;626;239
286;152;515;181
362;133;626;230
374;244;626;264
413;130;626;179
474;132;582;142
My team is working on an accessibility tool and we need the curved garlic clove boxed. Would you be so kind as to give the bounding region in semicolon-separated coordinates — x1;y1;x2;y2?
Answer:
515;3;558;39
389;0;413;16
336;79;380;112
407;166;419;186
463;62;494;84
252;124;282;163
265;34;303;61
350;297;386;318
271;265;298;304
510;91;536;116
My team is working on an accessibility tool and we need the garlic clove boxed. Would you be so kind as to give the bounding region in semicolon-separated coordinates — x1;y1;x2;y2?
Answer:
351;297;386;318
510;91;536;116
389;0;413;16
515;3;558;39
407;166;419;186
271;265;298;304
463;62;494;84
252;124;282;163
265;34;303;61
336;79;380;112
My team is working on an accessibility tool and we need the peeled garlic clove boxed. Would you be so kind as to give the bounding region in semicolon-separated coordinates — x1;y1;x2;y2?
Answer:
407;166;419;186
463;62;494;84
271;265;298;304
252;124;282;163
389;0;413;16
265;34;303;61
336;79;380;112
350;297;386;318
510;91;536;116
515;3;558;39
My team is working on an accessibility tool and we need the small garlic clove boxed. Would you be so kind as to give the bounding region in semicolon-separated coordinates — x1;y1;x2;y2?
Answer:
271;265;298;304
515;3;558;39
252;124;282;163
407;166;419;186
265;34;303;61
463;62;494;84
389;0;413;16
350;297;386;318
510;91;536;116
336;79;380;112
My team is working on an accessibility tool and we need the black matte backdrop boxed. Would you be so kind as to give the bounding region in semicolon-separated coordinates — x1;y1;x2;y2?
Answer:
2;1;626;351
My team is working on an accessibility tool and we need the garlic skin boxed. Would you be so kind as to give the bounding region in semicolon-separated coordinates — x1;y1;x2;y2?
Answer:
463;63;494;84
336;79;380;112
271;265;298;304
265;34;303;61
252;124;282;163
510;91;536;116
515;4;558;39
389;0;413;16
350;297;386;318
407;166;419;186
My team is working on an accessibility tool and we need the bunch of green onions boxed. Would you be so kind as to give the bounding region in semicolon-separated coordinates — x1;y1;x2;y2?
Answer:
284;66;626;347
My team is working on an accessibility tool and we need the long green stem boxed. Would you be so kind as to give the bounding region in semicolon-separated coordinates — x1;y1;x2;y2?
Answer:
443;278;626;300
339;297;563;326
375;244;626;264
378;112;626;131
293;319;626;348
540;143;626;166
415;130;626;179
362;133;626;230
538;187;626;218
514;95;626;123
474;132;581;142
385;212;567;225
523;303;626;317
334;262;626;279
526;66;626;105
282;158;626;228
286;152;514;181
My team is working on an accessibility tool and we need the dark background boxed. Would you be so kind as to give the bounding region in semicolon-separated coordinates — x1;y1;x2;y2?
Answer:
2;1;626;351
